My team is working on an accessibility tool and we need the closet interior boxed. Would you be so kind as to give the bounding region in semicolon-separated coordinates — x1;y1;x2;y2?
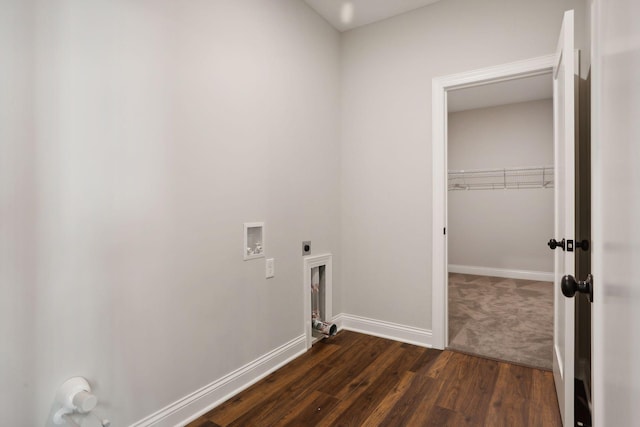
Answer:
446;74;556;370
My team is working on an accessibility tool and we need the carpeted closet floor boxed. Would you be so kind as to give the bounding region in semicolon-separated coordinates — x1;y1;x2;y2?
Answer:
448;273;553;370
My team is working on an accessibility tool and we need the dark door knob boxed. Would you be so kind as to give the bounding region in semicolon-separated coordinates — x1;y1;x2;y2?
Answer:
575;239;590;251
561;274;593;302
548;238;565;250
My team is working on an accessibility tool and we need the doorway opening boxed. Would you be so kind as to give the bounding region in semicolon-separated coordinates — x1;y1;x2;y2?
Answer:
446;74;555;370
433;12;591;425
431;55;556;351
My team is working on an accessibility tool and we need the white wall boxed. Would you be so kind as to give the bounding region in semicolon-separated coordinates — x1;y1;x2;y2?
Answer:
591;0;640;424
340;0;586;330
0;0;36;424
447;99;554;274
1;1;592;424
1;1;340;425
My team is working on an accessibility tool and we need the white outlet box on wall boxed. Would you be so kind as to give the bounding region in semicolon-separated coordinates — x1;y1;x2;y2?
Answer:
243;222;265;260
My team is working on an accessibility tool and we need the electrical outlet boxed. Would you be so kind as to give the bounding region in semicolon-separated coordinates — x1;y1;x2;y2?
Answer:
265;258;275;279
302;241;311;255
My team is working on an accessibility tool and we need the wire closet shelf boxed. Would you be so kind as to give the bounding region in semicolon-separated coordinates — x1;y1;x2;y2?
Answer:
448;166;554;190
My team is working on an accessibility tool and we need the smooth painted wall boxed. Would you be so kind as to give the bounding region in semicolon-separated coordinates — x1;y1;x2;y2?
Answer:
1;1;591;424
1;1;340;425
448;99;554;273
0;0;36;424
340;0;586;329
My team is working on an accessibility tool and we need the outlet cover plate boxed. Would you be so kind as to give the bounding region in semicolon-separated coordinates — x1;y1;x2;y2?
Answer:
302;241;311;256
265;258;275;279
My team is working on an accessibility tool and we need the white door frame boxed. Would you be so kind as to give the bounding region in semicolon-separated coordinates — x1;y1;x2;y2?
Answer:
431;54;556;350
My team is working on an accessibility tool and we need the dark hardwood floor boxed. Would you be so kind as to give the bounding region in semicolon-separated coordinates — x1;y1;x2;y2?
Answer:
187;331;561;427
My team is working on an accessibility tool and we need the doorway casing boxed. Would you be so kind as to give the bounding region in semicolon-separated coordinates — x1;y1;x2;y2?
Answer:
431;54;556;350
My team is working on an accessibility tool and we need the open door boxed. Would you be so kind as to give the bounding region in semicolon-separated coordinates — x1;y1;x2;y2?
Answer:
552;9;576;427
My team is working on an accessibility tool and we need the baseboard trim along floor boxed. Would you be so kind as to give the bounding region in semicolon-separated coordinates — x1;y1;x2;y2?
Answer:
448;264;553;282
131;314;433;426
334;313;432;348
130;335;307;427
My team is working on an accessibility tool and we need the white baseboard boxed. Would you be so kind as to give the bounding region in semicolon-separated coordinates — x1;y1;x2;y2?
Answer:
133;315;432;426
333;313;432;348
130;334;307;427
448;264;553;282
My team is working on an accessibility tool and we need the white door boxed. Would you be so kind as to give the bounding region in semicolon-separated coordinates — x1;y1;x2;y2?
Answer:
591;0;640;424
552;9;576;427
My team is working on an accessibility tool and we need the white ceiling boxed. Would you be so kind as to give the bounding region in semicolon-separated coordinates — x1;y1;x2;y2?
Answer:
447;73;553;113
303;0;441;32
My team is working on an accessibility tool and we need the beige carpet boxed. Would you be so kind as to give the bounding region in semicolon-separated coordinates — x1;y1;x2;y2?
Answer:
448;273;553;370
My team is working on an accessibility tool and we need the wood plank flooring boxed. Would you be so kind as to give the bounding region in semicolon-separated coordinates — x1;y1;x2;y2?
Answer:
187;331;561;427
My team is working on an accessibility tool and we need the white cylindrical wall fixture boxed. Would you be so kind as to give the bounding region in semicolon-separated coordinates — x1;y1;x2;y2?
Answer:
72;390;98;413
52;377;99;425
55;377;96;413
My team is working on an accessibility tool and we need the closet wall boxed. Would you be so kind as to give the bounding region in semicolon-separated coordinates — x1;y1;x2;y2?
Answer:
448;99;554;274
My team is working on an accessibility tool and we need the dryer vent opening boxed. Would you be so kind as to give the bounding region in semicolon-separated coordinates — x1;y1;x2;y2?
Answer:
311;266;337;338
304;253;334;348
